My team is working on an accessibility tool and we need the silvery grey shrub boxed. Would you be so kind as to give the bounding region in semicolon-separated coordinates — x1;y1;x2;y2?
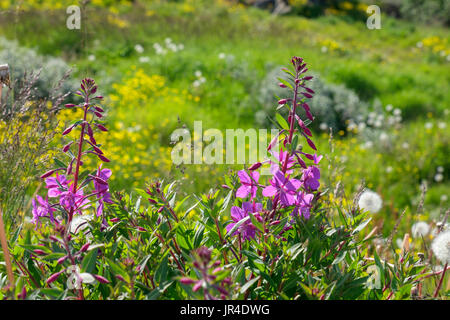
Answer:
0;37;77;99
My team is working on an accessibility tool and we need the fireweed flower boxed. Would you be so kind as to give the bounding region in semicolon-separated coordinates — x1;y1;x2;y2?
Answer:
226;202;263;241
45;174;70;198
270;149;295;175
59;187;88;214
93;165;113;216
236;170;259;199
31;195;55;227
291;192;314;219
263;170;301;206
300;166;320;191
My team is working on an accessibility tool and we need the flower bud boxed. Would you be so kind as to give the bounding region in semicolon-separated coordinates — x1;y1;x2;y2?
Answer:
248;162;262;171
179;277;196;285
80;243;90;253
96;124;108;132
57;256;68;265
62;125;74;136
62;142;73;153
97;154;110;162
40;169;56;179
93;274;110;284
46;271;63;284
33;249;46;255
278;99;287;105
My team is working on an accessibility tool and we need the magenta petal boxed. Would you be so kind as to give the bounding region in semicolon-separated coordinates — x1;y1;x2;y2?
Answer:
251;170;260;183
100;168;112;180
231;206;244;221
288;178;302;191
237;170;251;184
262;185;277;197
236;185;249;198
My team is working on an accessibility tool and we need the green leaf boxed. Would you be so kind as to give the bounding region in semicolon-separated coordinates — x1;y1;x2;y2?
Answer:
81;248;98;273
352;218;372;235
225;216;250;238
291;134;298;152
277;77;293;89
240;276;260;294
276;113;290;131
53;158;66;169
248;212;264;233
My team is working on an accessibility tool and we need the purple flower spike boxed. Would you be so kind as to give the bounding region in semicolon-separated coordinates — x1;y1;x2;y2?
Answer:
32;195;55;228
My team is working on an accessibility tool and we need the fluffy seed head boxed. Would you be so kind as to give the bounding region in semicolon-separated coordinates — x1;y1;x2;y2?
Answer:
431;231;450;264
358;190;383;213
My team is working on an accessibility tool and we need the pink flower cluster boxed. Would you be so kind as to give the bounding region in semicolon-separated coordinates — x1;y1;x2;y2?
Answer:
228;56;322;241
32;79;113;229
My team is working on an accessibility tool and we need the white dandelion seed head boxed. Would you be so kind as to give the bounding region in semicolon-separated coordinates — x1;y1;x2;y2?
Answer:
321;46;328;53
134;44;144;53
139;56;150;63
177;44;184;51
411;221;430;238
358;189;383;213
218;52;226;59
438;122;446;129
431;230;450;264
195;70;202;78
402;142;409;149
319;123;328;131
441;195;448;202
434;173;444;183
379;132;389;142
386;166;393;173
358;122;366;131
437;166;444;173
416;41;423;48
387;116;395;126
425;122;433;129
88;54;96;61
385;104;393;112
393;108;401;116
361;141;373;150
